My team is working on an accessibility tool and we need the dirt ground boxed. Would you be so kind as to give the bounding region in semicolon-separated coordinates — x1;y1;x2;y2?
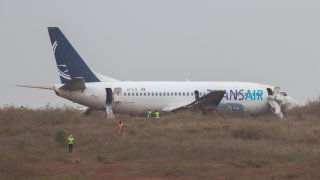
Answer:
1;103;320;180
24;160;316;180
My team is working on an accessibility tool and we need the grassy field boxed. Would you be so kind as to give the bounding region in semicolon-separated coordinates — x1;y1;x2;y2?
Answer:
1;101;320;180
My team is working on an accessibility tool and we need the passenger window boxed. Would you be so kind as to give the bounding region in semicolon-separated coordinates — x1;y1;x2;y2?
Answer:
163;92;165;96
128;93;130;96
140;92;142;96
167;92;170;96
175;92;177;96
155;92;158;96
178;92;181;96
191;92;194;96
171;92;173;96
151;92;154;96
124;92;126;96
187;92;189;96
200;92;202;96
148;92;150;96
159;92;162;96
136;92;139;96
144;92;146;96
183;92;185;96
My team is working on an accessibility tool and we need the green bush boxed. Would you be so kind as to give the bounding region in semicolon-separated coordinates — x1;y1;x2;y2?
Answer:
96;156;105;162
16;139;25;150
54;129;66;146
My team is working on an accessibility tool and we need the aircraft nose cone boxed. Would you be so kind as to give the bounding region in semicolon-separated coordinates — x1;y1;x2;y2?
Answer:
285;96;299;109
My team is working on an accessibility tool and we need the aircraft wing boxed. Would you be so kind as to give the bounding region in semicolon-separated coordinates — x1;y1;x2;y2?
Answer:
60;77;86;91
161;102;190;112
169;90;225;113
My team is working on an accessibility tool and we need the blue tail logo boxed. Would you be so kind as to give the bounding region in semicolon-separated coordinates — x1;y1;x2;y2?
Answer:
51;40;71;81
48;27;100;84
52;41;58;53
57;64;71;81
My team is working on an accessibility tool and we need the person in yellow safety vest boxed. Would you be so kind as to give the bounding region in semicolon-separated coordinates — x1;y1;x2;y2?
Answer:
155;110;160;119
118;120;124;136
147;109;152;118
67;134;75;153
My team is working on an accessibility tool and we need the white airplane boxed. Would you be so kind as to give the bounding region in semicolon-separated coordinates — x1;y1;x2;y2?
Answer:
19;27;298;118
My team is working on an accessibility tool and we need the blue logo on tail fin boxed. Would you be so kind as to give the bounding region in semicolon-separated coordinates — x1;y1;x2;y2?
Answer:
48;27;100;84
57;64;71;81
50;40;71;83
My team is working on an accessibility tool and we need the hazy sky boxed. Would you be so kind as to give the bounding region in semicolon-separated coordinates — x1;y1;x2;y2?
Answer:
0;0;319;108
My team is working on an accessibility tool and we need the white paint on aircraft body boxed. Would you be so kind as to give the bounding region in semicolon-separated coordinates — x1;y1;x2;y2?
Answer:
54;81;274;114
20;27;299;118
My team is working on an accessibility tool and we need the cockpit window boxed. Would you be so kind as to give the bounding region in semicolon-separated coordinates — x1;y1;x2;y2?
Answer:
280;92;287;96
266;88;273;96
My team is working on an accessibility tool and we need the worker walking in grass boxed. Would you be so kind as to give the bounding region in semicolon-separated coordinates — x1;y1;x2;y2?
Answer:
118;120;124;136
67;134;75;153
147;109;152;118
155;110;160;119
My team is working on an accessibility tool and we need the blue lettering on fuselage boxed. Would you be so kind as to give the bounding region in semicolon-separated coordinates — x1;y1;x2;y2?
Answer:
207;89;263;101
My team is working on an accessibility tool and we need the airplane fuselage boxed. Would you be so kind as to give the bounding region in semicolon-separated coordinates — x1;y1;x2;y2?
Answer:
54;81;273;115
19;27;298;118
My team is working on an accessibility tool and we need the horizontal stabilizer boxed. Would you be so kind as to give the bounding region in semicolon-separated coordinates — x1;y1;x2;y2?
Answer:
17;84;54;90
60;77;86;91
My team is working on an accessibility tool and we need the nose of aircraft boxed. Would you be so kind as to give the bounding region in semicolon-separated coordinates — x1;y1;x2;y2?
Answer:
285;96;299;110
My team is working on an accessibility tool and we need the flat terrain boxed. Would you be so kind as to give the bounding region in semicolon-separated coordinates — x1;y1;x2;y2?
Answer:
1;102;320;180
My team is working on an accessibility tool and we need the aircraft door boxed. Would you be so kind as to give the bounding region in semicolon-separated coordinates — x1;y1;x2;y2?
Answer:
194;90;199;100
266;88;273;96
105;88;114;118
105;88;113;105
113;88;123;103
267;87;284;118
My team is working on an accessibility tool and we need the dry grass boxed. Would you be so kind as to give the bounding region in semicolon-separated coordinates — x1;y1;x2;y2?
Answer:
1;101;320;179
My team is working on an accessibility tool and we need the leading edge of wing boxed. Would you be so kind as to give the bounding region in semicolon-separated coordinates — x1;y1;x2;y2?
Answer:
168;90;225;112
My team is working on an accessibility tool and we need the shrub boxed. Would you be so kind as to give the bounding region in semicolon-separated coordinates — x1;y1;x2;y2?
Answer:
16;139;25;150
54;129;66;146
96;156;105;162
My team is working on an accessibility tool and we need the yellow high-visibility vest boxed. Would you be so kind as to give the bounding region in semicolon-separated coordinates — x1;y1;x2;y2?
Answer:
155;111;160;118
67;136;74;144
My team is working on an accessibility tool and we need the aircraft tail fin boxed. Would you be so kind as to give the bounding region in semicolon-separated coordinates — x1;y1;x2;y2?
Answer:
47;27;100;84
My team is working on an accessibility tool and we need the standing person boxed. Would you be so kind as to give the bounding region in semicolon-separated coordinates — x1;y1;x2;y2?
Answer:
155;110;160;119
67;134;75;153
118;120;124;136
147;109;152;118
